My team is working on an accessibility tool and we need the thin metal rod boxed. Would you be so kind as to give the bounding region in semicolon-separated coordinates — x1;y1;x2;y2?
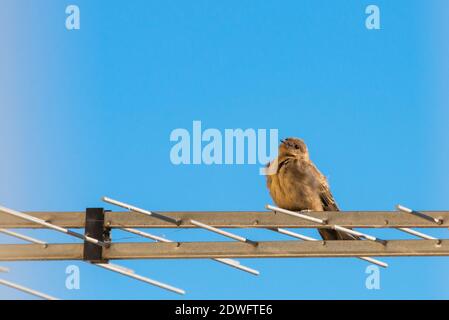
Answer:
271;227;317;241
266;205;326;224
0;205;108;248
0;278;58;300
94;263;185;295
0;229;47;246
121;228;259;276
213;258;260;275
272;228;388;268
121;228;173;243
397;205;443;224
190;219;258;246
359;256;389;267
397;227;437;240
102;197;180;225
267;205;386;245
102;263;135;274
333;225;387;245
0;266;9;273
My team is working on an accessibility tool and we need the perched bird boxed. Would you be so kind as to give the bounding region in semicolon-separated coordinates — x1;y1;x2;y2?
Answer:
266;137;356;240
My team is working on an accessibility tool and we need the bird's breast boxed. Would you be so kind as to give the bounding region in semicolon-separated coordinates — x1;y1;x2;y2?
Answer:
267;159;323;211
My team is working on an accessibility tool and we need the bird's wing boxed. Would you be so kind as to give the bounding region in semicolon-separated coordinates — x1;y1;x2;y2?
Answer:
308;162;358;240
308;162;340;211
265;161;273;189
319;181;340;211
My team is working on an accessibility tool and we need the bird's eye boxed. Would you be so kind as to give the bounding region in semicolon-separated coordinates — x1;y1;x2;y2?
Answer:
294;145;300;149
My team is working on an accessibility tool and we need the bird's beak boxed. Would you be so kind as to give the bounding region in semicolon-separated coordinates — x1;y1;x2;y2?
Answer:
280;139;285;144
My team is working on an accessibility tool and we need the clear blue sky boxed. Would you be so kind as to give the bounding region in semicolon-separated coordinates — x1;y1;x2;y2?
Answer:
1;0;449;299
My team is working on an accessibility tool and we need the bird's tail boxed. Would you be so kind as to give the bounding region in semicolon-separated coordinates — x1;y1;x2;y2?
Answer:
319;203;359;240
318;228;358;240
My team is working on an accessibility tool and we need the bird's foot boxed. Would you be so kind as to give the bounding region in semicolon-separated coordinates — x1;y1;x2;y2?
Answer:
300;209;312;213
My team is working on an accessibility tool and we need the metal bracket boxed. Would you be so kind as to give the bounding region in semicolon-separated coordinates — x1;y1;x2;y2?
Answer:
83;208;110;263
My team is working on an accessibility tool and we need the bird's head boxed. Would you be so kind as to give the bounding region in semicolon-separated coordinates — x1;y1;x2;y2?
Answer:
279;137;309;160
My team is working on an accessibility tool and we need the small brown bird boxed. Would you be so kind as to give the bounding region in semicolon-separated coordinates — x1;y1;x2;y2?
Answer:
266;137;356;240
